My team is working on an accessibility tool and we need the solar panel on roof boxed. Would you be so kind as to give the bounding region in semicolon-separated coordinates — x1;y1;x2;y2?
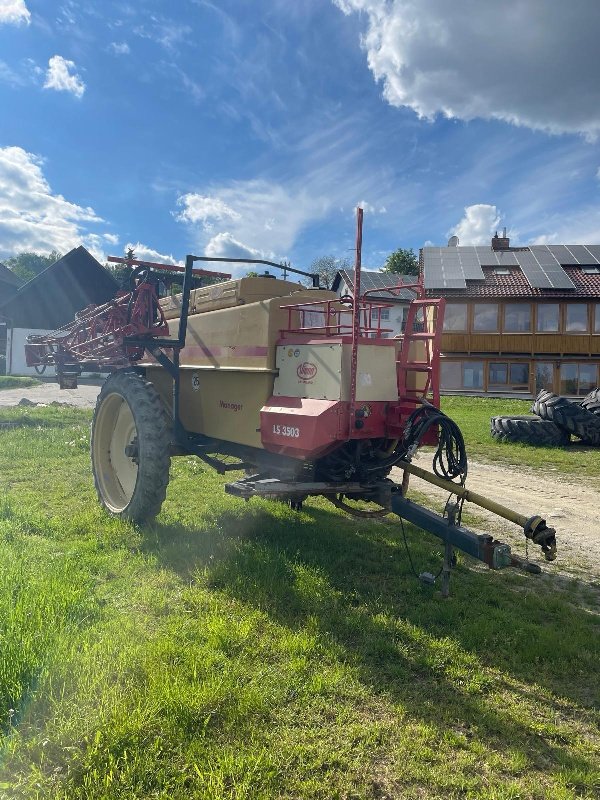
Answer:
564;245;593;265
495;251;519;266
457;249;485;280
548;245;578;264
585;245;600;263
519;248;574;289
517;250;553;288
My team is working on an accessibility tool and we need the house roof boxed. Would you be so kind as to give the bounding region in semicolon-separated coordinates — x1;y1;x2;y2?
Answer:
0;246;119;329
422;244;600;300
332;269;418;302
0;262;24;290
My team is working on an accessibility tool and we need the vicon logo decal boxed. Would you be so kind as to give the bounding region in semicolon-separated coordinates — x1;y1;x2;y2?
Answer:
297;361;317;382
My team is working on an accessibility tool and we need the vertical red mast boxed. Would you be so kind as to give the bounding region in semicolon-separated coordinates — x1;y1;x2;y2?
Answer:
348;207;363;436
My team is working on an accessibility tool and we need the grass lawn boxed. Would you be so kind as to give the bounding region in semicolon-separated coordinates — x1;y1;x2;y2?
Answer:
441;396;600;479
0;377;41;392
0;403;598;799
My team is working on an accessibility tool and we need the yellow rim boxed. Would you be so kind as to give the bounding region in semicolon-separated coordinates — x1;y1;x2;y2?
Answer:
92;392;139;513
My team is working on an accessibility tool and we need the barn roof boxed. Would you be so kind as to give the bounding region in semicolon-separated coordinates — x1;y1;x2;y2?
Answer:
332;269;418;302
0;246;119;329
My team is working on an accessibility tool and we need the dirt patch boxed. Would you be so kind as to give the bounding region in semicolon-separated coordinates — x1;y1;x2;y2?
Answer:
392;455;600;584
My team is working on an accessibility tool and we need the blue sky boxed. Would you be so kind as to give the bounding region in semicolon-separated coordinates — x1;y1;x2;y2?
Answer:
1;0;600;276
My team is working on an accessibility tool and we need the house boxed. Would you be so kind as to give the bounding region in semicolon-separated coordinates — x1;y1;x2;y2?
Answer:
0;246;119;376
422;234;600;397
332;269;418;337
0;262;23;374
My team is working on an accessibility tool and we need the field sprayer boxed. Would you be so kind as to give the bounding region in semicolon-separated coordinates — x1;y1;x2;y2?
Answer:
26;210;557;594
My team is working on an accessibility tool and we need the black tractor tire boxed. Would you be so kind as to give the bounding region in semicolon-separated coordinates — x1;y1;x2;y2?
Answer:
490;415;570;446
91;370;171;523
580;388;600;417
531;390;600;445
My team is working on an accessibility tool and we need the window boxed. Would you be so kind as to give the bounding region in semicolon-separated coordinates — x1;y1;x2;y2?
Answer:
535;362;554;393
594;304;600;334
473;303;498;332
494;267;510;275
560;364;578;394
489;362;508;384
579;364;597;394
379;308;390;320
441;361;484;390
582;266;600;274
441;361;462;389
510;363;529;386
504;303;531;332
565;304;588;332
463;362;484;389
489;362;528;388
443;303;467;332
560;363;599;395
536;304;559;332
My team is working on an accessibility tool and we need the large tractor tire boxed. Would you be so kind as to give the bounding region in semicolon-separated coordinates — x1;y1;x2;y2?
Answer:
581;388;600;417
490;415;570;446
531;390;600;445
91;370;171;523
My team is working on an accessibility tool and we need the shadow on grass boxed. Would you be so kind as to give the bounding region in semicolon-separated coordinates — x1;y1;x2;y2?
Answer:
143;498;600;783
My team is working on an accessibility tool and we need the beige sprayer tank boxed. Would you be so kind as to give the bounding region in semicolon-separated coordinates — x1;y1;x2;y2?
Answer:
147;277;338;449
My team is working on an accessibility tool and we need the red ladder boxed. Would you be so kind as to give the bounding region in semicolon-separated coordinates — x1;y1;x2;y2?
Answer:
396;298;446;407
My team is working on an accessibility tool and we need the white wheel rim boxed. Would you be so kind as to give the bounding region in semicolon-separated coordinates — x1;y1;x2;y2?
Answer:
93;392;139;512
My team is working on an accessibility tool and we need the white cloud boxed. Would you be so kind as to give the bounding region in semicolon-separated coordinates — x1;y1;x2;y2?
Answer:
108;41;130;56
0;1;30;25
0;145;102;258
44;55;85;98
334;0;600;138
176;195;240;227
102;233;120;245
176;179;328;261
204;232;262;260
449;204;501;245
124;242;182;266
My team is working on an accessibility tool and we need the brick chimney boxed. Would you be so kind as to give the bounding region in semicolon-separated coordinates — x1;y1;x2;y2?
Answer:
491;227;510;250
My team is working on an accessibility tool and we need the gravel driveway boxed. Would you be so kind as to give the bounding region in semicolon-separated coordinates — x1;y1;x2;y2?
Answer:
0;381;101;408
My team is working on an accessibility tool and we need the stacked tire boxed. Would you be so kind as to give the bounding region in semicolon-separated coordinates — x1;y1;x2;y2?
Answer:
490;388;600;447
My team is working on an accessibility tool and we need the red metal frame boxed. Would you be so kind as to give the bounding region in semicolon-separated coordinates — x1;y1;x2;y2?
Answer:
25;283;171;369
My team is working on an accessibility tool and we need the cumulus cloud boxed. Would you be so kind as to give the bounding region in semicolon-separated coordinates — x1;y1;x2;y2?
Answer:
448;204;502;245
334;0;600;137
0;0;30;25
0;145;103;258
176;195;241;227
204;232;262;260
44;55;85;98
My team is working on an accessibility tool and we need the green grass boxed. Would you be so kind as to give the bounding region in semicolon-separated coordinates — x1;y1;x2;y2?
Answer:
441;396;600;480
0;405;599;799
0;377;41;392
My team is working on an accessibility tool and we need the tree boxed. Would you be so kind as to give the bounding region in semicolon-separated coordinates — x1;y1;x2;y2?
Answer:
310;255;352;289
5;250;62;283
381;247;419;276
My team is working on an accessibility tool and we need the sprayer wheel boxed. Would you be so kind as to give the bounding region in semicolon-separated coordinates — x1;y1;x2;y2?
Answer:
91;369;171;523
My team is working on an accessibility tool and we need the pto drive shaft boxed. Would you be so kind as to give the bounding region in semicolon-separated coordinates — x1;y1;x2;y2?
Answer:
398;460;557;561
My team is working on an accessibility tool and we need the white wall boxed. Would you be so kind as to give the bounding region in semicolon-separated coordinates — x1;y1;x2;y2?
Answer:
7;327;56;376
337;280;408;337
